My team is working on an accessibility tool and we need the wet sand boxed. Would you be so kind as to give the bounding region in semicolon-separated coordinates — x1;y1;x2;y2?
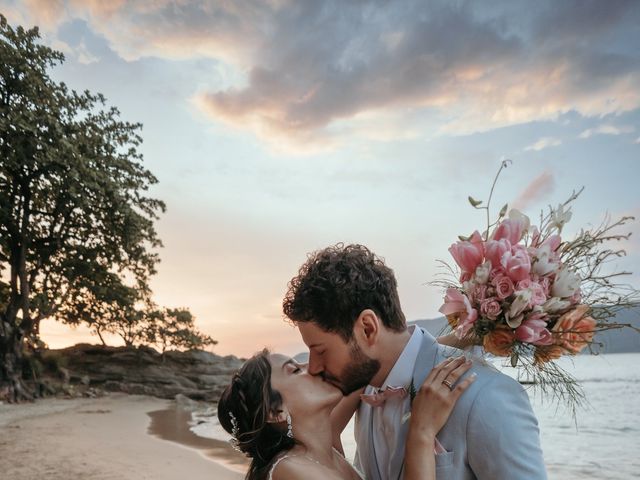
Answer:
147;404;250;473
0;394;243;480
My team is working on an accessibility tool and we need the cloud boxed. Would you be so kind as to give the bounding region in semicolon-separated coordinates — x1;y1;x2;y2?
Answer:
579;124;635;138
524;137;562;151
512;170;555;211
21;0;66;29
7;0;640;149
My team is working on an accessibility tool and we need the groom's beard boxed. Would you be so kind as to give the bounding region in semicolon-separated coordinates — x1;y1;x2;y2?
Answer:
330;341;380;396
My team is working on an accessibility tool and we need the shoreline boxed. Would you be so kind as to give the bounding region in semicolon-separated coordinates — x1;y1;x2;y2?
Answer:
0;393;243;480
147;403;250;473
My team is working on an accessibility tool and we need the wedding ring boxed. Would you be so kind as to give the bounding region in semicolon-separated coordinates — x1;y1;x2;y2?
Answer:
442;379;454;391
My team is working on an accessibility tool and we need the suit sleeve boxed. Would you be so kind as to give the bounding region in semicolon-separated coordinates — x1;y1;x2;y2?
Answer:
466;374;548;480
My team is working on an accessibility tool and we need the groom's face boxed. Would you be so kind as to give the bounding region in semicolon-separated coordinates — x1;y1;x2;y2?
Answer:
298;321;380;395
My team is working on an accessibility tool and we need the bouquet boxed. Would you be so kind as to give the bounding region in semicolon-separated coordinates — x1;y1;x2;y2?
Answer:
435;161;639;411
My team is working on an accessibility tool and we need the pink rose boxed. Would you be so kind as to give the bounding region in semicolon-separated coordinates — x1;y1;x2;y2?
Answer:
438;288;478;338
515;315;553;346
529;282;547;306
485;239;511;271
501;244;531;282
480;298;502;320
516;279;532;290
471;284;488;304
515;280;547;307
449;230;485;274
492;274;515;300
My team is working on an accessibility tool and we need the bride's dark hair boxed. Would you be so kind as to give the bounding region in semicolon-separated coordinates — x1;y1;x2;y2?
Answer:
217;349;295;480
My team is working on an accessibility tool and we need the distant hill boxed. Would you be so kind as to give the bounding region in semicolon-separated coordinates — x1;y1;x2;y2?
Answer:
410;306;640;354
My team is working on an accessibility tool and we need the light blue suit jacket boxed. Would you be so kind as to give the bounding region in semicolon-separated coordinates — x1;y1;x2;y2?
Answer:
353;328;547;480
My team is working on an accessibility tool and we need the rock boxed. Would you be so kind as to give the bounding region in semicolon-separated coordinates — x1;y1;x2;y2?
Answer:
38;344;243;403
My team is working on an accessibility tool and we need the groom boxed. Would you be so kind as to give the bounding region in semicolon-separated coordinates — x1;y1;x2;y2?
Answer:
283;243;547;480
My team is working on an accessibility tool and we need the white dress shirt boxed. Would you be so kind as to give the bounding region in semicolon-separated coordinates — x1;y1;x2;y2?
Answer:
364;325;422;479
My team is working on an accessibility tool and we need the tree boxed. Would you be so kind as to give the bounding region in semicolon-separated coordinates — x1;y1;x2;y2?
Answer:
0;15;165;401
145;307;217;356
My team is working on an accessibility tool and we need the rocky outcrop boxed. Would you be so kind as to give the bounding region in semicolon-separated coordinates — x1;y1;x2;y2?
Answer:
40;344;243;403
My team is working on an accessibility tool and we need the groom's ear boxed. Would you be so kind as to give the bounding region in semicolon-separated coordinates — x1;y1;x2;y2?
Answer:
355;309;380;346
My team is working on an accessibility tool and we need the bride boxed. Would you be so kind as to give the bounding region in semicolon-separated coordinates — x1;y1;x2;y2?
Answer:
217;346;475;480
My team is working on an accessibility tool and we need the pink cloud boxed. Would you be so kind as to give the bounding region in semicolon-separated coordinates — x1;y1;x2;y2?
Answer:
512;171;556;211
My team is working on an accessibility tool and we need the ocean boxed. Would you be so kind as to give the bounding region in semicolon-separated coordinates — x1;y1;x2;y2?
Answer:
192;352;640;479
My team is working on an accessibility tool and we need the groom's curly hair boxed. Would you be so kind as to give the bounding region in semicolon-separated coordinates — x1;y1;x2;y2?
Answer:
283;243;406;341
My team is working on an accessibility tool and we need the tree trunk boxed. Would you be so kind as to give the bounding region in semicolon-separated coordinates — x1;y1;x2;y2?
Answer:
95;328;107;346
0;322;33;402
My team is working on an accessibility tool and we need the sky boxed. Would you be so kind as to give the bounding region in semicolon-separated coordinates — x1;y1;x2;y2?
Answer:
2;0;639;358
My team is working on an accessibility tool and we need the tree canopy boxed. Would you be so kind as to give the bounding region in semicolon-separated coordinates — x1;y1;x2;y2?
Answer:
0;15;215;401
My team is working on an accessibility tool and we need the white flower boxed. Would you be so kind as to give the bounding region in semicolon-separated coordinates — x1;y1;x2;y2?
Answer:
474;260;492;285
506;313;524;328
551;204;572;232
551;268;581;298
532;245;558;276
543;297;571;313
509;289;532;321
509;208;531;233
462;279;476;295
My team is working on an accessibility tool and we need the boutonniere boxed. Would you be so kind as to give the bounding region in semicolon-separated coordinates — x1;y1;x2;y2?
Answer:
401;378;417;424
409;378;417;404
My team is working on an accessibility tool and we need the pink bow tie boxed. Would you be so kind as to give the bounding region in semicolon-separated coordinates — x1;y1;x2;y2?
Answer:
360;385;407;407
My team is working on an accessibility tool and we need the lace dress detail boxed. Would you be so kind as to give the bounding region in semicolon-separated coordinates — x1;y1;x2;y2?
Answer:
267;448;365;480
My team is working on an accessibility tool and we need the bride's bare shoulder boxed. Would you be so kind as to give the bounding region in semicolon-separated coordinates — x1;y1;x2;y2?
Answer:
270;456;344;480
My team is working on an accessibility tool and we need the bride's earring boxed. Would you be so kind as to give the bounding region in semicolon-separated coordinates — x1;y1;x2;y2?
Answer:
286;414;293;438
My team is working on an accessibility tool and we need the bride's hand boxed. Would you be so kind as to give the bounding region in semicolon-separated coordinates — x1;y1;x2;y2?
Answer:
408;357;476;443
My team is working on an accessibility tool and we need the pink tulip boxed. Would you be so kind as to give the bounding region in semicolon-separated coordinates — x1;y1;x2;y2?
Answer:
501;244;532;283
542;234;561;252
485;239;511;270
530;226;541;247
448;230;485;274
492;216;527;245
439;288;478;338
515;316;553;345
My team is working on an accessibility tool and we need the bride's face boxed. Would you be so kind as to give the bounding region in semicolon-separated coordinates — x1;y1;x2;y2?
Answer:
268;353;342;418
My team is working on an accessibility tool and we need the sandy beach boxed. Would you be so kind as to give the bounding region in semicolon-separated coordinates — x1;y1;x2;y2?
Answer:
0;394;243;480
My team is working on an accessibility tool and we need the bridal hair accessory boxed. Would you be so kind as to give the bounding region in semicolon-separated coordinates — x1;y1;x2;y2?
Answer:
286;414;293;438
228;412;242;451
